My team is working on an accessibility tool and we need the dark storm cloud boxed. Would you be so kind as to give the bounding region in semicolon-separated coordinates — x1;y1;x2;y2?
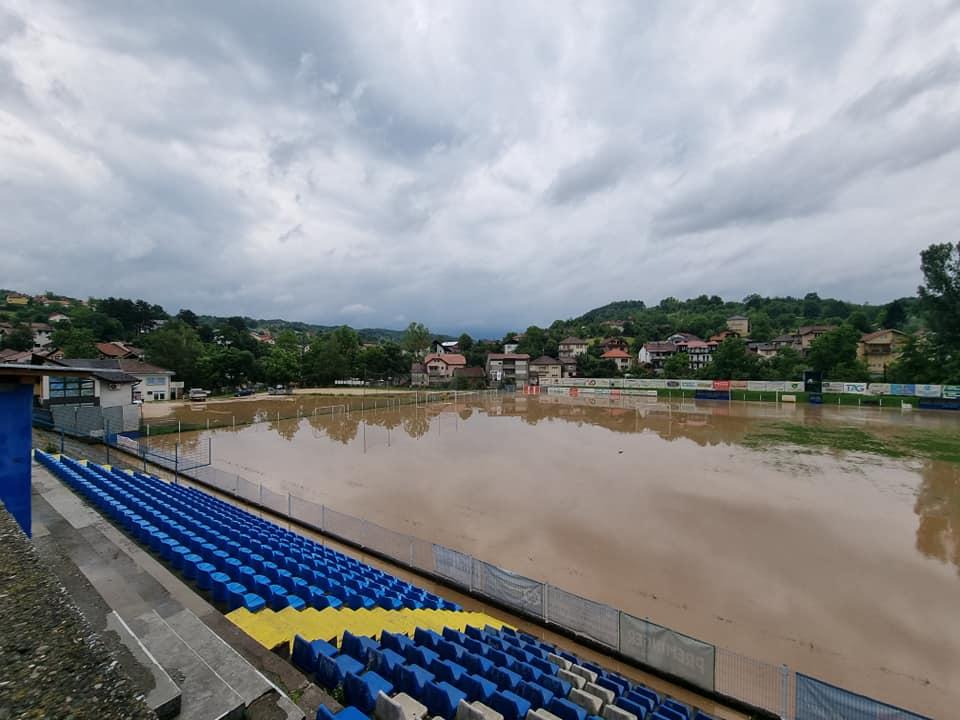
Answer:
1;1;959;331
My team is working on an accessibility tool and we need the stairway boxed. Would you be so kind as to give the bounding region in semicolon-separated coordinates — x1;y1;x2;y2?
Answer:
227;605;509;653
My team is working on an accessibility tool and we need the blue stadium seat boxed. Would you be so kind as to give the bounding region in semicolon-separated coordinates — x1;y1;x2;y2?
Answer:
517;680;553;709
344;670;393;714
549;698;588;720
489;689;531;720
424;680;468;720
316;705;368;720
398;664;435;698
316;654;365;690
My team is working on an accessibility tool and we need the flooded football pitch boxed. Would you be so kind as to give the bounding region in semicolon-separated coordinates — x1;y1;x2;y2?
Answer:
147;393;960;717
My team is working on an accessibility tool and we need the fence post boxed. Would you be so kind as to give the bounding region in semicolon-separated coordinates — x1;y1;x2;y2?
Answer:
60;430;65;454
543;583;549;623
322;504;326;532
409;538;415;566
174;444;179;485
780;664;790;720
105;420;110;465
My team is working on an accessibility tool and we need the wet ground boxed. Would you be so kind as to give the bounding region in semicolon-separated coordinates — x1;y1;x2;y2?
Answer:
147;393;960;718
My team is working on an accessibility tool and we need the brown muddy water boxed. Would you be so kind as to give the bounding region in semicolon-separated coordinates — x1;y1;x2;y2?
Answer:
149;394;960;718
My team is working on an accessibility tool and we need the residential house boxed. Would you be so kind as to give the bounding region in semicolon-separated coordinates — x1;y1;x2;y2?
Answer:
797;325;836;352
709;329;739;343
559;359;579;378
422;353;467;385
503;340;520;354
119;359;175;401
35;296;72;307
96;341;145;360
681;340;716;370
858;329;909;376
485;353;530;385
726;315;750;335
410;362;427;387
771;333;800;351
558;337;588;362
667;332;701;344
429;339;461;355
249;330;276;345
747;342;778;359
41;359;140;408
48;313;70;323
50;358;175;401
452;366;486;387
5;294;29;305
0;348;32;363
529;356;562;383
31;323;53;350
638;341;678;370
601;337;629;353
600;348;631;372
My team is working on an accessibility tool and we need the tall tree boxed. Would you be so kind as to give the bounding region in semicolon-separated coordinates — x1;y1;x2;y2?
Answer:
918;242;960;349
880;299;908;330
52;326;98;358
402;322;431;357
141;320;204;386
1;323;33;351
663;351;691;378
807;325;869;380
701;337;759;379
457;333;474;353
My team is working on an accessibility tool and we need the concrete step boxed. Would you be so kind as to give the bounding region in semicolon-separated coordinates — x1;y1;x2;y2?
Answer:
130;610;244;720
107;611;182;720
164;607;275;707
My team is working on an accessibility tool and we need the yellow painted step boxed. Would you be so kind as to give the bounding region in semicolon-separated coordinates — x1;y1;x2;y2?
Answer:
226;606;510;652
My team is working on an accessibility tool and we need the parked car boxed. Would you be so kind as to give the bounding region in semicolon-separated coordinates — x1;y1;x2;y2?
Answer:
188;388;208;401
234;388;254;397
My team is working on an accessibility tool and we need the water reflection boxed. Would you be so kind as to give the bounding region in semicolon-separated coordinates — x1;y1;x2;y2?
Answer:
915;461;960;573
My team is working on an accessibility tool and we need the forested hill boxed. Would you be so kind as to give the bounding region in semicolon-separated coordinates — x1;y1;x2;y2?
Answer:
562;293;921;344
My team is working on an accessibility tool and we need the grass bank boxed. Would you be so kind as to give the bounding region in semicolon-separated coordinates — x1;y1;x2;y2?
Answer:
743;422;960;464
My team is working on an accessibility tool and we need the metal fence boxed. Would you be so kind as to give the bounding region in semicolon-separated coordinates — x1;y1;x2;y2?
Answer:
795;674;930;720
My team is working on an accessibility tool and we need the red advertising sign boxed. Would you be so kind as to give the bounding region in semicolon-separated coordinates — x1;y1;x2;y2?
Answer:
713;380;731;390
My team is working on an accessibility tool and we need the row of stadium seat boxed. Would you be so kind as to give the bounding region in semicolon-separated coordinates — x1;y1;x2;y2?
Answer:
35;452;714;720
35;452;459;617
298;623;712;720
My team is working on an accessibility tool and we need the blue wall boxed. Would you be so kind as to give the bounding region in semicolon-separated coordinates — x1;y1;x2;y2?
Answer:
0;383;32;536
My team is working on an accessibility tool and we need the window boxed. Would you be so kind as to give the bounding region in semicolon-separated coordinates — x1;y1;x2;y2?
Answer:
145;375;166;386
49;377;95;399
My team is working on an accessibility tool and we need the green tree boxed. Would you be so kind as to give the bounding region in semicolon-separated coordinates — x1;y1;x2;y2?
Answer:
259;346;300;386
1;323;33;351
807;325;870;380
918;242;960;349
887;335;938;384
847;311;872;334
176;309;199;327
52;326;98;358
457;333;474;353
762;347;808;380
880;299;908;330
197;345;256;390
663;351;691;378
141;320;204;387
402;322;431;357
701;338;758;379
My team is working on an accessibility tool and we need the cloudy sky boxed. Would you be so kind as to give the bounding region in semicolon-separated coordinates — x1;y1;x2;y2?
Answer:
2;2;959;336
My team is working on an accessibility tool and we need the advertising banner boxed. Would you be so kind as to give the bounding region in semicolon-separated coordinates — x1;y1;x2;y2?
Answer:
783;381;804;392
822;382;846;393
765;381;786;392
680;380;700;390
796;673;931;720
890;383;916;396
747;381;767;391
665;379;681;389
843;383;868;394
867;383;891;395
619;613;715;691
730;380;749;390
915;384;942;398
943;385;960;399
712;380;731;390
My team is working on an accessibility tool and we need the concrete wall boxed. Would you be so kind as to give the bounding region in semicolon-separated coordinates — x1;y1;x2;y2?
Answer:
100;382;133;408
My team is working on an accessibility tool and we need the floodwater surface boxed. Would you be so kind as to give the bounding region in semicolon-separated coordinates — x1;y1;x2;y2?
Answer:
151;394;960;717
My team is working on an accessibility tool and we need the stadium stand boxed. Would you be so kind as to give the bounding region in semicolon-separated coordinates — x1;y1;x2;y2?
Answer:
34;452;716;720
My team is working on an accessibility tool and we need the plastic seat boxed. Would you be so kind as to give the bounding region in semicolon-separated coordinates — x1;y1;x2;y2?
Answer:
488;689;531;720
341;630;380;663
398;664;435;698
548;698;587;720
452;673;498;705
489;666;522;692
316;705;368;720
539;675;571;700
425;680;468;720
516;680;553;710
344;670;394;714
431;658;468;684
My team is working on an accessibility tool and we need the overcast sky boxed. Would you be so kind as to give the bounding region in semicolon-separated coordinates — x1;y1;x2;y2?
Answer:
2;2;959;336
